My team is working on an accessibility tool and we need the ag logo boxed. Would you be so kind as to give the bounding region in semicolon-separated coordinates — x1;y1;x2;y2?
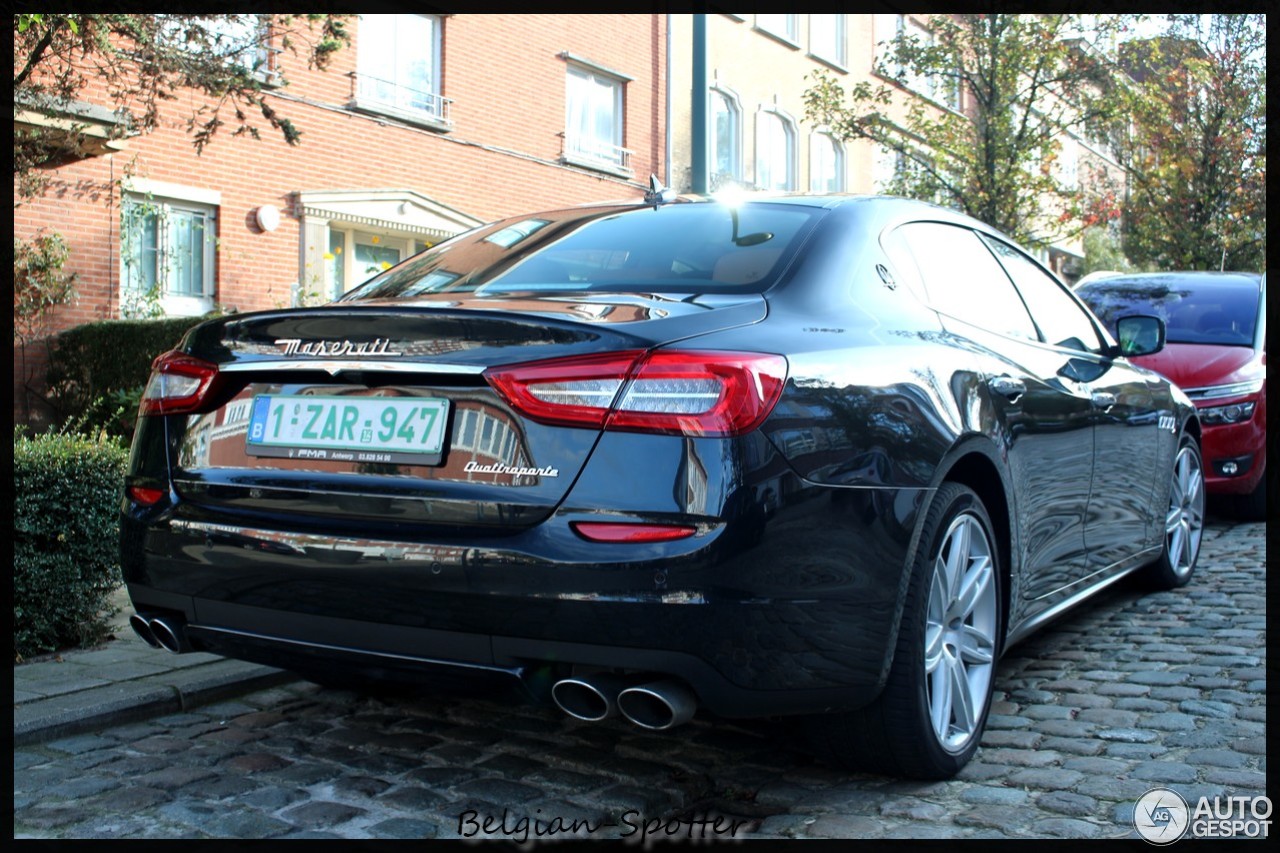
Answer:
1135;787;1190;845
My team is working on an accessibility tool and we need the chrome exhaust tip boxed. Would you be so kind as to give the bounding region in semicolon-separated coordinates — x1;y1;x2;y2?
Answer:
617;679;697;730
129;613;161;649
148;615;191;655
551;674;629;722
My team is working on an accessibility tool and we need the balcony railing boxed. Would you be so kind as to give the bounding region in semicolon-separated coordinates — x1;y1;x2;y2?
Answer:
563;134;633;173
349;72;452;128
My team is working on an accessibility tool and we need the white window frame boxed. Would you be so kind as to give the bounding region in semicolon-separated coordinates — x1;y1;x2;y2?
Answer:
755;14;798;44
710;85;743;185
354;14;449;128
809;131;844;193
120;180;220;318
563;61;631;174
808;14;847;67
755;108;796;191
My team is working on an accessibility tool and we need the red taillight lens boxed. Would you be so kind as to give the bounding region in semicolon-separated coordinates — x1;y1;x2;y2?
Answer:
485;350;787;437
571;522;698;543
127;485;166;506
139;351;220;416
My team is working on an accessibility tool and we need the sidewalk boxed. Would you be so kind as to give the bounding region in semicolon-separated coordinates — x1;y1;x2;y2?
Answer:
13;587;296;746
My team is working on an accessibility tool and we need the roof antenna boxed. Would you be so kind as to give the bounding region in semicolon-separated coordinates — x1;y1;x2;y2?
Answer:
644;175;676;209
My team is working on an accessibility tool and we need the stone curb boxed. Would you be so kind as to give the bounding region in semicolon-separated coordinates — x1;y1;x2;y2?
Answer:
13;660;297;747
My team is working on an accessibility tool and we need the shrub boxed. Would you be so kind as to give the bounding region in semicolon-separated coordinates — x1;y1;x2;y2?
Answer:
45;315;210;439
14;428;129;661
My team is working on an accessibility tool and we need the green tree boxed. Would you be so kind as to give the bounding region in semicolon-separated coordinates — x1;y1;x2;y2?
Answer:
1113;15;1266;271
14;14;350;201
804;14;1127;249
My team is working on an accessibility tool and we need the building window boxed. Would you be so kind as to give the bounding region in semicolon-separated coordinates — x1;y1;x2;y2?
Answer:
810;132;844;193
564;64;630;172
355;14;448;125
756;110;796;191
159;15;269;73
1059;135;1079;190
809;14;846;66
711;87;741;185
875;14;960;110
326;229;412;298
756;14;798;43
121;194;217;317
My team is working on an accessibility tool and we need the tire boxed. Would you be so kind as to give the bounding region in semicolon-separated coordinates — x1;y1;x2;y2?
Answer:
804;482;1002;779
1142;432;1205;590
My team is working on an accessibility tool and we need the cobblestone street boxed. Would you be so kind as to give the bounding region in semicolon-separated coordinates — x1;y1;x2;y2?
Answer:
13;518;1266;840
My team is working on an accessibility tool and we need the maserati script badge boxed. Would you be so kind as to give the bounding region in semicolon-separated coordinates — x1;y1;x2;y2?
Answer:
274;338;403;357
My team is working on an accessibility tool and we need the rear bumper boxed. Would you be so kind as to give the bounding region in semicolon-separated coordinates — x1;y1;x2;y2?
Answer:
121;481;925;718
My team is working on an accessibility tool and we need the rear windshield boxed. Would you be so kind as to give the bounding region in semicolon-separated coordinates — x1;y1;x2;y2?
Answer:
340;202;823;300
1078;276;1260;347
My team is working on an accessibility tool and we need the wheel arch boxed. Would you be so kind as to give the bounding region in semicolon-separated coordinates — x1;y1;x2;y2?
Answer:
930;438;1015;657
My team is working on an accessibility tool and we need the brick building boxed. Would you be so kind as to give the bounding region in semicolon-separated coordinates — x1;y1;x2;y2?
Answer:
13;13;667;422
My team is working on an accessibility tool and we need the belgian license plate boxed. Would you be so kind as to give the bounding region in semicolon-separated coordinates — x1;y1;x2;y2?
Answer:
246;395;449;465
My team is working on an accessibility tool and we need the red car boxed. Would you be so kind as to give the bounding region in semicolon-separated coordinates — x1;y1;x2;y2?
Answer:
1078;271;1268;518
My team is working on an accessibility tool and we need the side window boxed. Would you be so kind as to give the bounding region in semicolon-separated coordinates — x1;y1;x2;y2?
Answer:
982;235;1103;353
897;222;1038;340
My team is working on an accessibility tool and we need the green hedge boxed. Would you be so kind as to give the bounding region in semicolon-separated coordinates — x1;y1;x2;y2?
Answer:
45;315;210;438
14;430;129;660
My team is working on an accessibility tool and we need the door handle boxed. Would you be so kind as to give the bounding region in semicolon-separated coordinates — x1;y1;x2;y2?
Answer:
1091;391;1117;410
989;376;1026;401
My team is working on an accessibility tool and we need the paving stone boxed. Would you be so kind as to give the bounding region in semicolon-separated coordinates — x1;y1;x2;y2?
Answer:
1179;699;1237;718
45;734;118;755
281;801;366;829
1037;791;1098;817
1129;761;1199;782
369;818;440;839
223;753;291;773
1033;818;1102;838
1039;737;1105;756
804;815;885;837
980;730;1042;749
879;799;949;821
959;786;1029;805
1004;768;1085;791
1095;728;1159;743
378;786;450;811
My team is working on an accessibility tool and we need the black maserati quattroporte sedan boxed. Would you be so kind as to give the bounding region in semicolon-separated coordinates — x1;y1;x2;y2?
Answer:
122;192;1202;778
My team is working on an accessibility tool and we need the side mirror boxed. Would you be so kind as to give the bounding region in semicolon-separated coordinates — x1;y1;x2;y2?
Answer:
1115;314;1166;357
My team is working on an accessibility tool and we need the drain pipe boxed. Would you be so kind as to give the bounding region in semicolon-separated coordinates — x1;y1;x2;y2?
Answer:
691;13;709;195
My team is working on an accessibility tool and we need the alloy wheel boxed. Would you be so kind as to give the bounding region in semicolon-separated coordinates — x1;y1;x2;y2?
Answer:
925;512;998;753
1165;443;1205;579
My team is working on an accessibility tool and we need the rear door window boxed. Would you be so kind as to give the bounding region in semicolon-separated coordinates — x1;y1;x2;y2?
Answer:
896;222;1038;341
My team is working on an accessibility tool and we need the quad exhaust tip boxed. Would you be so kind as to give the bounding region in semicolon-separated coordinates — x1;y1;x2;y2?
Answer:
130;612;192;654
551;674;629;722
552;674;697;730
129;613;161;649
617;679;697;730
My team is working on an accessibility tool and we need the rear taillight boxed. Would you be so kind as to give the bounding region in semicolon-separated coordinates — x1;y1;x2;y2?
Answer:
485;350;787;437
140;351;220;416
